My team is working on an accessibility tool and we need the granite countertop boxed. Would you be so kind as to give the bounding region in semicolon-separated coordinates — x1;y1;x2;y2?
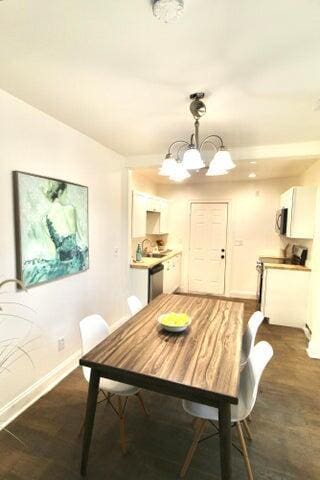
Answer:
263;263;311;272
130;249;182;269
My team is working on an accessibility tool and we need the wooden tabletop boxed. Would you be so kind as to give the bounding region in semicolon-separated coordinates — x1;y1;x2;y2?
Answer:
80;294;244;406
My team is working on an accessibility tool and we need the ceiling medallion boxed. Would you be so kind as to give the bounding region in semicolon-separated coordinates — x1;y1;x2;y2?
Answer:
153;0;184;23
159;93;236;182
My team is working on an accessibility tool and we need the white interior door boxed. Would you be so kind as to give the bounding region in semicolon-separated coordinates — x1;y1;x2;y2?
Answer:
189;203;228;295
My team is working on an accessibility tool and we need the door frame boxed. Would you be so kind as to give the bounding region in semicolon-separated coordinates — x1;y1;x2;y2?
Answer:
187;200;233;297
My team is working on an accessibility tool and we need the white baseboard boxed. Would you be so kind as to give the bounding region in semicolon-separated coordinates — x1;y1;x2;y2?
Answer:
307;339;320;359
0;349;81;430
229;290;258;300
179;288;257;300
0;314;132;430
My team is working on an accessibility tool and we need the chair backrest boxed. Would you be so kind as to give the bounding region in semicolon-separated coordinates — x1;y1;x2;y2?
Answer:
127;295;142;316
242;311;264;363
240;341;273;418
79;314;110;383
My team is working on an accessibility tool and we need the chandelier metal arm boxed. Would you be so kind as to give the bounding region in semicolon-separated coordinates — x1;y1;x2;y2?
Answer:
200;140;219;152
200;134;224;151
167;140;189;155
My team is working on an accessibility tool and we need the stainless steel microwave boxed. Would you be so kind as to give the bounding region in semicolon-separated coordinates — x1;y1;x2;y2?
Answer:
275;208;288;235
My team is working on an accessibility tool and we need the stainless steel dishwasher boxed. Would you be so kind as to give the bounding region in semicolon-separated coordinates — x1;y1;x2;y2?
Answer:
148;263;164;302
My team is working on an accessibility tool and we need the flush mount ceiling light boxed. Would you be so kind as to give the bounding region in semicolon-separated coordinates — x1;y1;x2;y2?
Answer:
153;0;184;23
159;93;235;181
248;172;257;179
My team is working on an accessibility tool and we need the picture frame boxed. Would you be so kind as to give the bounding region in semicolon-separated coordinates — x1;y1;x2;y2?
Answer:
13;171;89;288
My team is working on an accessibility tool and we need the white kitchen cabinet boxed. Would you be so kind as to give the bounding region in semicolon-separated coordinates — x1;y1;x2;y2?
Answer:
160;199;169;234
261;267;310;328
132;192;147;238
163;253;181;293
146;198;170;235
147;196;161;213
280;186;317;239
133;192;169;237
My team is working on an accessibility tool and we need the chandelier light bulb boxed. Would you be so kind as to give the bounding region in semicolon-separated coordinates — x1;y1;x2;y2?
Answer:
153;0;184;23
169;162;190;182
159;155;178;176
213;148;235;171
182;147;205;170
206;162;228;176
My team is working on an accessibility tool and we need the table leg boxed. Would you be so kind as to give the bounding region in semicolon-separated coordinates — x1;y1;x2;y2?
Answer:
218;402;232;480
80;369;100;476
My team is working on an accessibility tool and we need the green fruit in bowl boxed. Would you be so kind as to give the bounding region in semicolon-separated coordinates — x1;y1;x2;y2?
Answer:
160;312;190;327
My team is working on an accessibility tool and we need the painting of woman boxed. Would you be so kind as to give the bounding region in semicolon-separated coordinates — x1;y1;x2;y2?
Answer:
14;172;89;287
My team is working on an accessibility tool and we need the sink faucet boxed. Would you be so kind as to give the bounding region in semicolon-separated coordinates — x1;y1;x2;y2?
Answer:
142;238;152;255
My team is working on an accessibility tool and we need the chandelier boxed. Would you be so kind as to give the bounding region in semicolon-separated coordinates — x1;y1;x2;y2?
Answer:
159;93;236;182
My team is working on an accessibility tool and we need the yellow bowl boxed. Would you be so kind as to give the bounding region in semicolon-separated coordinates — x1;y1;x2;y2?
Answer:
158;312;191;332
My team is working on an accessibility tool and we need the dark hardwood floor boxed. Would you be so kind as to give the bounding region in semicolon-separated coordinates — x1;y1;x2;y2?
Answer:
1;297;319;480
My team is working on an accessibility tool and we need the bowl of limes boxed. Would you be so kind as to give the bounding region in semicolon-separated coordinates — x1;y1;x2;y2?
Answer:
158;312;191;333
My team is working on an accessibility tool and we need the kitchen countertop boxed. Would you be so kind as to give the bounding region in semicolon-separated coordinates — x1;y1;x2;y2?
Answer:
259;255;286;261
263;262;311;272
130;249;182;270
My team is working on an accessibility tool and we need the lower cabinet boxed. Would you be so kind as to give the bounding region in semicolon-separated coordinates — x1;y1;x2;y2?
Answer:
163;254;181;294
261;267;310;328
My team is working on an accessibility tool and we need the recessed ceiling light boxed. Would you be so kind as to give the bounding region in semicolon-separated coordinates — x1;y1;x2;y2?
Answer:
153;0;184;23
249;161;257;164
248;172;256;179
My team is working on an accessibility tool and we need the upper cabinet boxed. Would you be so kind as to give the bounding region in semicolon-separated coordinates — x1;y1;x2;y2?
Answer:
132;192;170;238
147;197;161;213
280;186;317;239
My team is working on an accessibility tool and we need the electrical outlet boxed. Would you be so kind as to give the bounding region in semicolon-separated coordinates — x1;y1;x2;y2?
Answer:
58;337;65;351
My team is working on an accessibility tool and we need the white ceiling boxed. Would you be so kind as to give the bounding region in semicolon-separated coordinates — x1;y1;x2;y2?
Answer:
0;0;320;157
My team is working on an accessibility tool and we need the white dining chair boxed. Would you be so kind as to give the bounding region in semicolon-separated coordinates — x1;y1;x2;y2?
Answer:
241;311;265;369
79;314;148;453
127;295;143;317
180;341;273;480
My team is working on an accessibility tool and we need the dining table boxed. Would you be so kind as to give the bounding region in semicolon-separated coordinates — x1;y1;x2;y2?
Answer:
80;293;244;479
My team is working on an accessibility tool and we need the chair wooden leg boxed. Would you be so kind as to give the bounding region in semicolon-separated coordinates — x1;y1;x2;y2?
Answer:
118;396;126;454
136;392;149;416
192;417;201;430
247;413;252;422
78;420;85;437
180;419;207;478
243;419;253;441
236;422;254;480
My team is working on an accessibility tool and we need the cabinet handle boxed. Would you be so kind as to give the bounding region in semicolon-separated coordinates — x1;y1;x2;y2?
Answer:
221;255;225;259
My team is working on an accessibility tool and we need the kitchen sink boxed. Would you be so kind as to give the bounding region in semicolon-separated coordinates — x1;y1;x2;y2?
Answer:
143;249;172;258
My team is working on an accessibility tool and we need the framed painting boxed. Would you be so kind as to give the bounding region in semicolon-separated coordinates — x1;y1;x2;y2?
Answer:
13;171;89;288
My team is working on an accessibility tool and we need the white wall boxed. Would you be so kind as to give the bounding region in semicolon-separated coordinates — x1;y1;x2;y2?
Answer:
0;90;128;425
298;160;320;358
158;177;297;298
